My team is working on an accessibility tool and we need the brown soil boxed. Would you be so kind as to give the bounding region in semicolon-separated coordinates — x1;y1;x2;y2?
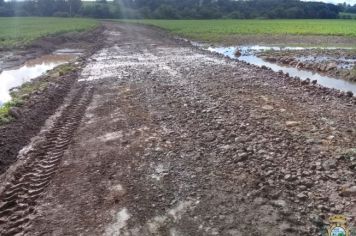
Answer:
0;27;104;175
0;22;356;235
0;69;76;175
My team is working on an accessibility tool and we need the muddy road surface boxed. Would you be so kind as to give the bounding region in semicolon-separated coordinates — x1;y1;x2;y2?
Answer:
1;22;356;235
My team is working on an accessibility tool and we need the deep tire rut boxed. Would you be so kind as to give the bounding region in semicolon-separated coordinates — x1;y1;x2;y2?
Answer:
0;85;94;236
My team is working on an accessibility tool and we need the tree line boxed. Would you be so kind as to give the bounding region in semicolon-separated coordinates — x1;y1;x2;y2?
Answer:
0;0;82;17
0;0;355;19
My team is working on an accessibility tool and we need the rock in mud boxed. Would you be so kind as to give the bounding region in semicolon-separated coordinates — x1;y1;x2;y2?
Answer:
296;62;304;69
234;50;241;57
340;186;356;197
322;159;337;170
202;132;216;142
319;64;327;72
281;57;293;64
272;200;287;208
297;193;308;200
285;121;300;127
262;105;274;110
235;152;249;162
266;57;277;62
106;184;127;203
326;62;337;71
9;107;21;119
301;78;311;85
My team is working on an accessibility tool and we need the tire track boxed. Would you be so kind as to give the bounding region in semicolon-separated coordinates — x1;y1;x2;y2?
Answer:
0;85;94;236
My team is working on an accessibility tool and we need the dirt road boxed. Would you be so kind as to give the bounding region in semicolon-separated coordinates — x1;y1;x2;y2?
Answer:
1;22;356;235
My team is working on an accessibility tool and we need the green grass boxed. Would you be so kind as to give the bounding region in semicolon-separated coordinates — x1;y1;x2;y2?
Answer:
0;17;98;48
125;19;356;42
0;100;20;124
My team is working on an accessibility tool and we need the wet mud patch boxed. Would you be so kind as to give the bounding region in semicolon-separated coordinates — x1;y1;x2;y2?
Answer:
26;77;175;235
0;53;79;105
0;84;94;235
0;25;104;73
16;23;356;236
0;31;104;174
205;45;356;94
0;25;104;176
258;48;356;82
0;66;79;175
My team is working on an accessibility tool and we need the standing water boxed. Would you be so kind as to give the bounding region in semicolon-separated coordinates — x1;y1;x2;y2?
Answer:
205;46;356;94
0;50;81;106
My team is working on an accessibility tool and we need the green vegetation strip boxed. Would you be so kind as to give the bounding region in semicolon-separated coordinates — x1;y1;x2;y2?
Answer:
0;100;22;124
127;19;356;41
0;17;98;48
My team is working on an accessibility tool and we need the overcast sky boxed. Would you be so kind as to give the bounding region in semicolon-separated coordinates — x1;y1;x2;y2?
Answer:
83;0;356;4
5;0;356;5
303;0;356;4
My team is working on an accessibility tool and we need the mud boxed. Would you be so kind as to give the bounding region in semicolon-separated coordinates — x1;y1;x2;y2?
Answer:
0;84;94;235
0;31;104;176
0;67;77;175
206;45;356;94
0;53;79;105
0;25;104;73
258;49;356;82
1;22;356;235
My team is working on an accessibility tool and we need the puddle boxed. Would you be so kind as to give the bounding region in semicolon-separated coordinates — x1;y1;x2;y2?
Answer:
0;52;79;106
205;45;356;94
296;55;356;69
54;48;85;55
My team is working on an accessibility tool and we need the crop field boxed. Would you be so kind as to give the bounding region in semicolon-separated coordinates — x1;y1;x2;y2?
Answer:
0;17;98;48
128;19;356;42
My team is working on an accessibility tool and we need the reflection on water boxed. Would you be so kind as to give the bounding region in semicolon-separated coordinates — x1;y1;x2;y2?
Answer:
54;48;85;55
206;46;356;94
0;54;76;106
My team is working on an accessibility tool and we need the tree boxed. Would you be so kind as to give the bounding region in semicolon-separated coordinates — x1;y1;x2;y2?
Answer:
37;0;56;16
54;0;68;13
154;5;179;19
21;0;38;16
68;0;82;15
228;11;244;19
197;6;222;19
0;0;343;19
81;1;111;18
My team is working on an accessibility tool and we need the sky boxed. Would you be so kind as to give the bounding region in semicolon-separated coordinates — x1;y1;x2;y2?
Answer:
303;0;356;4
4;0;356;5
83;0;356;4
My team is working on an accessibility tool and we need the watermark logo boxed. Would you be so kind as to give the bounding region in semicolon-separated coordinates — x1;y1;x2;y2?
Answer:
327;215;351;236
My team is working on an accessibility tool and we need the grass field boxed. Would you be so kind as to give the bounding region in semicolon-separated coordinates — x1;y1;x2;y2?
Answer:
0;17;98;48
128;19;356;42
